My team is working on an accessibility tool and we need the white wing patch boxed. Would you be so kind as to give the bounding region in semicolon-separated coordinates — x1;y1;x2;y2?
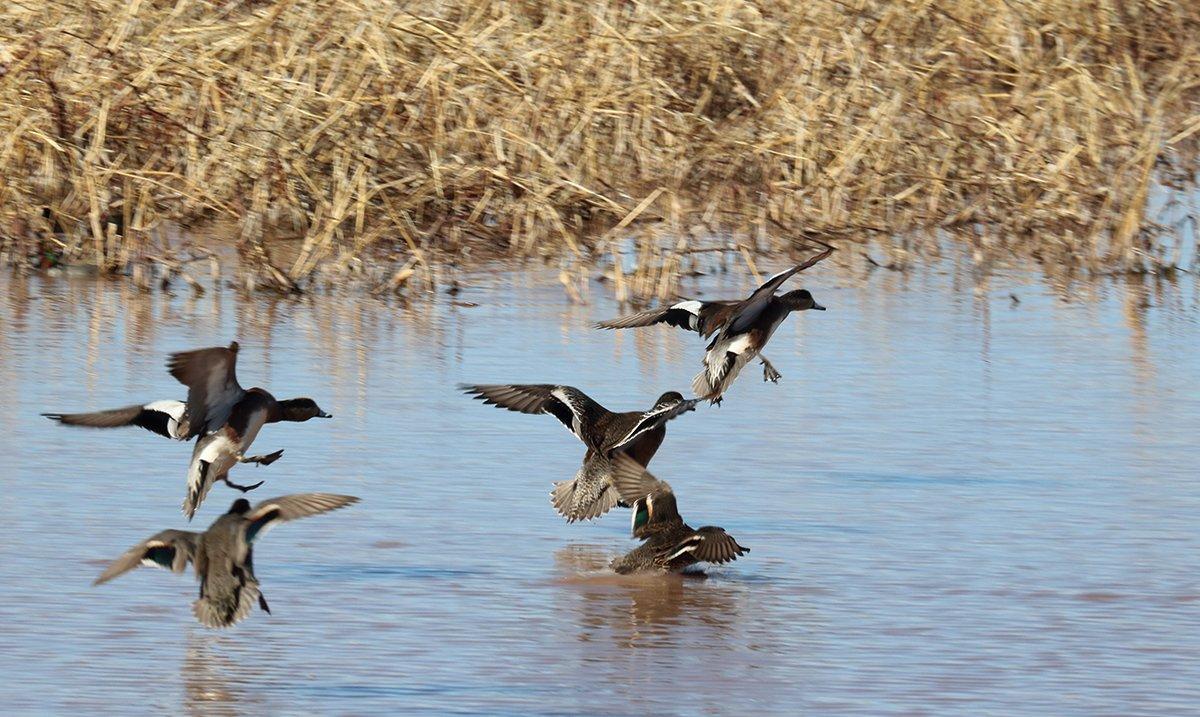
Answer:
145;400;186;439
666;536;703;561
672;300;703;330
550;387;585;440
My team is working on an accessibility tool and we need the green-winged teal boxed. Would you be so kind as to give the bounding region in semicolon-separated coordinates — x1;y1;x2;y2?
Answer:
93;493;358;628
608;453;748;574
460;384;699;522
596;244;832;404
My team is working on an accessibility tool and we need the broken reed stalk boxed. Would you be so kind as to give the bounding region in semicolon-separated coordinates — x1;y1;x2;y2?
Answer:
0;0;1198;296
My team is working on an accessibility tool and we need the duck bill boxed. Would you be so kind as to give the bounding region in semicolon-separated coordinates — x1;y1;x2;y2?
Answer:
812;302;826;311
317;410;333;418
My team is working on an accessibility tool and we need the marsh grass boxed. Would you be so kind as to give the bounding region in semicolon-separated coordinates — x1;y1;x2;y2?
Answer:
1;1;1198;296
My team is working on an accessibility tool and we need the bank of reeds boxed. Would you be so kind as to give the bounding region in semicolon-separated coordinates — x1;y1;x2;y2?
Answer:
1;1;1198;295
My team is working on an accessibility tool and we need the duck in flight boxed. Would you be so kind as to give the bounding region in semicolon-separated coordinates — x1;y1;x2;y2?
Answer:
459;384;699;522
45;341;332;519
608;453;749;574
596;243;833;404
93;493;359;628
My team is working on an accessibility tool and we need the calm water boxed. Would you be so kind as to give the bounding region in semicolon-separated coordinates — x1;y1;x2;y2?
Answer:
1;261;1198;715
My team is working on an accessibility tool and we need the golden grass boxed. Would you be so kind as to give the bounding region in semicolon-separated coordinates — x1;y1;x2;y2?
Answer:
1;0;1198;294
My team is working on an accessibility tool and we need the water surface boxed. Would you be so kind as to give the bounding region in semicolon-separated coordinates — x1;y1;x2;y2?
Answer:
1;262;1198;715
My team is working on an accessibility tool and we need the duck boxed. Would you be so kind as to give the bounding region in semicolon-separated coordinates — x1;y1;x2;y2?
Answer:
42;400;285;469
93;493;359;628
595;243;833;404
167;341;332;519
45;341;331;519
459;384;699;522
608;453;749;574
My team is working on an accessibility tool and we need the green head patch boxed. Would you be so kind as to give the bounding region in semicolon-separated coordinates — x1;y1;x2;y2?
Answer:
633;502;649;531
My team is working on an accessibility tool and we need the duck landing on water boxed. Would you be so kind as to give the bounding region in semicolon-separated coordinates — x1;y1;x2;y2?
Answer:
460;383;700;522
607;453;749;574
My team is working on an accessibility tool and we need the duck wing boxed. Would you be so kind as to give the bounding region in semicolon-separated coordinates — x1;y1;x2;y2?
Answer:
724;244;834;335
595;300;737;337
610;452;673;505
93;529;199;585
669;527;749;565
608;397;700;453
167;341;244;439
244;493;360;543
43;400;187;440
459;383;608;450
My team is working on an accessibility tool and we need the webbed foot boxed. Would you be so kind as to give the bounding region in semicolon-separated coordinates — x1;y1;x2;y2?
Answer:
241;449;284;466
761;358;782;383
223;477;266;492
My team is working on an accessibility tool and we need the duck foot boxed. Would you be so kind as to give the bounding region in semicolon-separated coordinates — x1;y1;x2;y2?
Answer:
241;449;284;466
223;477;265;492
761;357;782;383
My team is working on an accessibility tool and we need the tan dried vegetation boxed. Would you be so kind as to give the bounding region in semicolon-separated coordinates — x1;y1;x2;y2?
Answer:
1;0;1198;296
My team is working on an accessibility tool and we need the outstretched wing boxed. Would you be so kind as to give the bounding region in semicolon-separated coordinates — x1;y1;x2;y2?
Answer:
609;398;700;453
610;452;673;505
93;529;199;585
726;244;834;335
595;300;738;338
167;342;244;439
671;526;749;565
244;493;360;543
43;400;186;440
459;384;606;449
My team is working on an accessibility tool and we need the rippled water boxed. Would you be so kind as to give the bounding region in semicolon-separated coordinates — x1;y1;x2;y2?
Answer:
1;262;1198;715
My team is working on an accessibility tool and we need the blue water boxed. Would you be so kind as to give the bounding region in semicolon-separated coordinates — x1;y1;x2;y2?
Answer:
0;261;1198;715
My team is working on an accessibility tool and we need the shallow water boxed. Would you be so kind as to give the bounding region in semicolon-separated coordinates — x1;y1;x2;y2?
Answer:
1;262;1198;715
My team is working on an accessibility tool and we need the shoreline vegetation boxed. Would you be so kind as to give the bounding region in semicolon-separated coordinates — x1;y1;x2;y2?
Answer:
1;1;1198;297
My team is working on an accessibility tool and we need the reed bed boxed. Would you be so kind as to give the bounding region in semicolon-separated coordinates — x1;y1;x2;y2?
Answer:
1;0;1198;296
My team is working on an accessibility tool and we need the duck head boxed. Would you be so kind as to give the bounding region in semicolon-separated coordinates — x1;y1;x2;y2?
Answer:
781;289;825;312
278;397;333;421
229;498;252;515
652;391;687;410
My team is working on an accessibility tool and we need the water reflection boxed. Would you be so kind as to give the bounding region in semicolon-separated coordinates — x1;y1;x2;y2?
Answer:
555;545;742;649
3;263;1200;714
181;635;262;717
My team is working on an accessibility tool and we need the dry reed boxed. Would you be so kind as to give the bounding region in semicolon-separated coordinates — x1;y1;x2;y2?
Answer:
1;1;1198;295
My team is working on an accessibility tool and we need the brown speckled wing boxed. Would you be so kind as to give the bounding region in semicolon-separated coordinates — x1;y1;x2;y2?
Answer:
244;493;360;543
681;527;749;565
93;529;199;585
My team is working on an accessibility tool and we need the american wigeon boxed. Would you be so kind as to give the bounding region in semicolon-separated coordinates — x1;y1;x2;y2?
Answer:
93;493;359;628
596;243;833;404
45;341;331;519
459;384;699;522
608;453;748;574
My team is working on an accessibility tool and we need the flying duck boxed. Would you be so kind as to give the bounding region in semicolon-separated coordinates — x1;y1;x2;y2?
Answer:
94;493;359;628
42;401;285;468
608;453;748;574
45;341;332;519
596;243;833;404
459;384;700;522
167;342;332;519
